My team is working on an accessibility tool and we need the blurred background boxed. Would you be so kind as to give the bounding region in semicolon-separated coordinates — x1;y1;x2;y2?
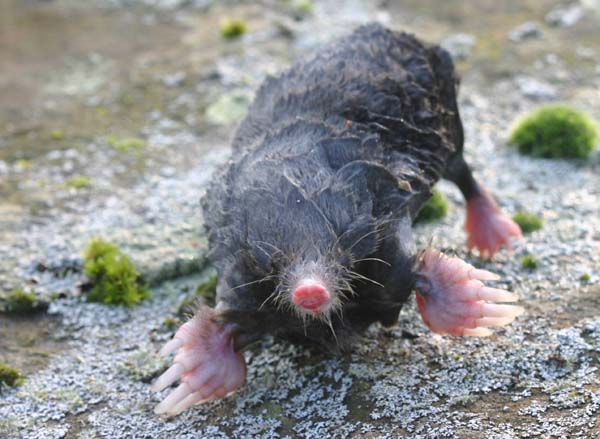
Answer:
1;1;599;438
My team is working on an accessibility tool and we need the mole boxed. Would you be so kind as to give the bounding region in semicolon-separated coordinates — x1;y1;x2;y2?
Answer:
152;23;524;416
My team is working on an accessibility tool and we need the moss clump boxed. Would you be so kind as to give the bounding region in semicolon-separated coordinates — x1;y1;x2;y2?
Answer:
0;363;24;387
579;273;591;282
509;105;598;159
163;317;177;329
176;275;218;317
195;275;217;307
415;190;449;223
1;288;47;314
65;175;92;189
220;18;247;39
15;159;32;168
521;255;539;270
50;129;65;141
293;0;313;13
83;239;149;306
107;136;146;152
512;212;543;234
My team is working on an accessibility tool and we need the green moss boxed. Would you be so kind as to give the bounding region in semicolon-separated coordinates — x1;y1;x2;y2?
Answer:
1;288;46;314
50;129;65;141
83;238;149;306
65;175;92;189
15;159;32;168
579;273;591;282
293;0;313;13
205;90;251;125
415;190;449;223
512;212;543;234
220;18;247;39
176;275;218;317
107;136;146;152
521;255;539;270
195;275;217;307
163;317;177;329
0;363;24;387
509;105;598;159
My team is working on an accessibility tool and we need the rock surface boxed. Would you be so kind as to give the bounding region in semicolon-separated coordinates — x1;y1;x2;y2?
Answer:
1;0;599;438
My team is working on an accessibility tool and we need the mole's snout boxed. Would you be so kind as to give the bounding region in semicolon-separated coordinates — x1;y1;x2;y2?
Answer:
292;280;330;313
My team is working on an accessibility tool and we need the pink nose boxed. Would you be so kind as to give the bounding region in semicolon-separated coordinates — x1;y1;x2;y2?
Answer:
292;281;330;313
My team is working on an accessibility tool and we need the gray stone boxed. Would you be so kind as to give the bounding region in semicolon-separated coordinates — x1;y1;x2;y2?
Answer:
509;21;543;42
546;3;585;27
441;33;477;61
516;76;558;100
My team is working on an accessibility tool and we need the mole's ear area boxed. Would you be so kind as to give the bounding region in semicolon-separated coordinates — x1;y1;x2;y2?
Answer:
335;161;409;214
414;249;524;337
328;161;411;258
151;305;246;416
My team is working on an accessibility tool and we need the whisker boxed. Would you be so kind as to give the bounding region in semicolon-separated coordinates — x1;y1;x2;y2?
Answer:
342;267;385;288
325;315;338;346
353;257;391;267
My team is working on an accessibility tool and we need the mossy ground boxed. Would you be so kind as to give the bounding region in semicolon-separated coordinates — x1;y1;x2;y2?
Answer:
220;18;247;39
521;254;539;270
509;105;598;159
106;136;146;152
65;175;92;189
0;363;23;388
512;211;543;234
83;239;149;306
176;275;217;317
1;289;47;315
579;273;591;282
414;190;449;223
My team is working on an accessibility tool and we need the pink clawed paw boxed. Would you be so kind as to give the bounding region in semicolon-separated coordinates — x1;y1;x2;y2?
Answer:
416;249;524;337
465;190;522;258
151;307;246;416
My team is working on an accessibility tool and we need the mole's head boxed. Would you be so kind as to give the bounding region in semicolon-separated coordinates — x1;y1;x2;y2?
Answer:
212;160;409;331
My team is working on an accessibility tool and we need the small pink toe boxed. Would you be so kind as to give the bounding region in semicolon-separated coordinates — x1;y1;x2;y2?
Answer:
152;306;246;416
416;249;523;337
465;189;522;258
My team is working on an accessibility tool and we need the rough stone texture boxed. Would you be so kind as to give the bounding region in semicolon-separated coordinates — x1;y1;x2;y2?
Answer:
1;0;599;438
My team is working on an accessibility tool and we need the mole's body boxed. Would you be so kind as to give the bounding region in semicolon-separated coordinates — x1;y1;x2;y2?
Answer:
152;24;523;415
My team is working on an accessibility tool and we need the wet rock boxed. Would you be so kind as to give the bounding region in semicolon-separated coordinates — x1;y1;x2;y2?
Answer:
546;3;585;27
440;33;476;61
516;76;558;100
508;21;543;42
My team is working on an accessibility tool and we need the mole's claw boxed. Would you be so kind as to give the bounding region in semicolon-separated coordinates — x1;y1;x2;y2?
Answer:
465;188;522;258
478;287;518;303
159;338;183;357
469;267;500;281
171;391;207;415
416;249;524;337
476;316;519;328
151;363;184;393
480;303;524;319
155;382;192;415
462;328;493;337
152;306;247;416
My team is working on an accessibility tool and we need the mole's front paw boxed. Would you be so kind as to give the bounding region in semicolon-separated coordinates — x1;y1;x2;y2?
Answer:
465;189;522;258
415;249;524;336
151;307;246;416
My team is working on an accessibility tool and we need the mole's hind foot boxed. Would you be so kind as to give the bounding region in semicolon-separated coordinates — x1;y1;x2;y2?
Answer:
416;249;524;336
465;188;522;258
152;306;246;416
